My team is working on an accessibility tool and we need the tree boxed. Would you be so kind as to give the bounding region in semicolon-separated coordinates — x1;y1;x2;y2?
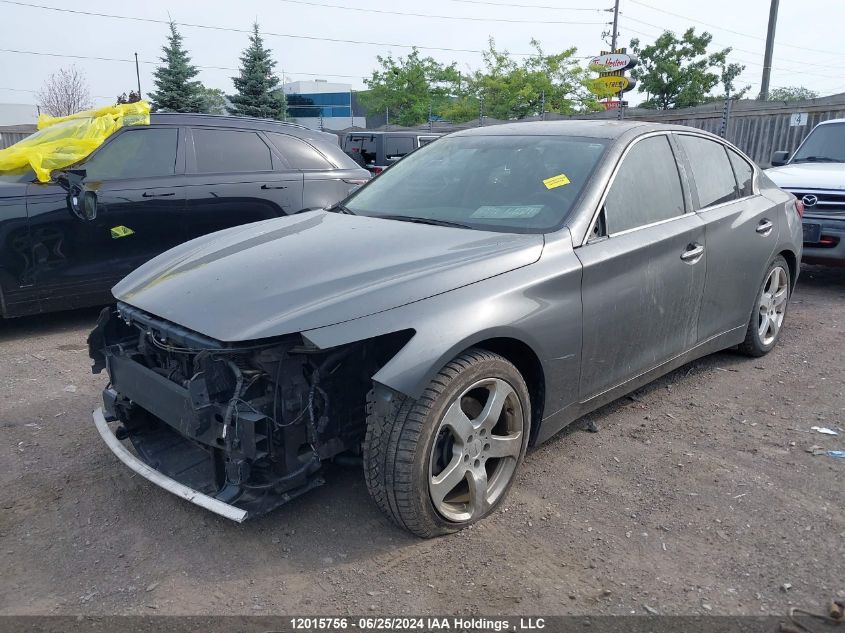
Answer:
717;61;750;100
630;28;731;109
37;66;92;117
358;48;460;127
148;22;205;113
443;39;598;122
116;90;142;104
768;86;819;102
228;22;286;119
199;86;227;114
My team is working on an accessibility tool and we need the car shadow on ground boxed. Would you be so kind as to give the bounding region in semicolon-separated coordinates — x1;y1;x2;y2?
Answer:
797;263;845;291
0;305;105;345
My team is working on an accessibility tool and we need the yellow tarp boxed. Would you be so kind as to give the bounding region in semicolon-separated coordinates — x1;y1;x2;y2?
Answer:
0;101;151;182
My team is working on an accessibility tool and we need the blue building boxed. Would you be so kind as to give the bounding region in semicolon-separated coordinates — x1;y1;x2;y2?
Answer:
282;80;366;131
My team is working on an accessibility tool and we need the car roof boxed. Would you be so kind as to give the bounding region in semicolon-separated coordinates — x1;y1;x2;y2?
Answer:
345;130;443;137
148;113;338;143
816;118;845;126
449;119;721;140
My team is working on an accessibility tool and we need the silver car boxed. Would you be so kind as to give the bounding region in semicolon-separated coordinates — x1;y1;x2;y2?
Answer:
88;121;803;537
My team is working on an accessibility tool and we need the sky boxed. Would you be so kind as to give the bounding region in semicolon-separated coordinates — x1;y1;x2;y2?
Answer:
1;0;843;110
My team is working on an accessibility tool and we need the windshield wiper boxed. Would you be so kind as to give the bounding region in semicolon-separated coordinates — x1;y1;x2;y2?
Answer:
793;155;843;163
375;214;473;229
326;203;356;215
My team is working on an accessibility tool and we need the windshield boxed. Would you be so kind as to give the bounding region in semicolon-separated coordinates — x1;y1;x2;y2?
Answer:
344;134;609;233
792;122;845;163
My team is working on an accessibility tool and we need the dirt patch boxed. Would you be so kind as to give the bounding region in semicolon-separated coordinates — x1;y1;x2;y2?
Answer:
1;266;843;616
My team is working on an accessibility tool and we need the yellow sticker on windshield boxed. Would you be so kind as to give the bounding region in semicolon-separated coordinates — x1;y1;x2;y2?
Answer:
543;173;571;189
110;225;135;239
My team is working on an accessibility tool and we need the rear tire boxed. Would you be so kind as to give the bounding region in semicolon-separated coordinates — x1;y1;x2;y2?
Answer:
738;255;791;357
363;349;531;538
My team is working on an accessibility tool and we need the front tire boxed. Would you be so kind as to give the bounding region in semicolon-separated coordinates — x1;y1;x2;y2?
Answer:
363;349;531;538
738;255;791;357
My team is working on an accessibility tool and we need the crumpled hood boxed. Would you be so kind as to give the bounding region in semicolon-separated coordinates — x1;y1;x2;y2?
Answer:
765;163;845;190
113;211;544;341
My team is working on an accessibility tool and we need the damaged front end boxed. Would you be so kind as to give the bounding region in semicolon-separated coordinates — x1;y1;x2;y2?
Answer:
88;303;410;521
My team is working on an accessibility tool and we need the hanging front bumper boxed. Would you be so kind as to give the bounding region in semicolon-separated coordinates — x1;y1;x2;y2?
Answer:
92;407;249;523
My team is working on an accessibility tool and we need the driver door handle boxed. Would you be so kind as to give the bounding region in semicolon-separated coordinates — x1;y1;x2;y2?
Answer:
142;191;176;198
756;219;774;235
261;184;287;190
680;242;705;263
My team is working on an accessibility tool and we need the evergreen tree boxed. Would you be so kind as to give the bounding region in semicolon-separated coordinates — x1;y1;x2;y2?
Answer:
148;22;205;113
228;23;286;119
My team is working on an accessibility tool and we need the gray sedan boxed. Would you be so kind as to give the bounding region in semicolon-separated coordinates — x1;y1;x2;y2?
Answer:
88;121;803;537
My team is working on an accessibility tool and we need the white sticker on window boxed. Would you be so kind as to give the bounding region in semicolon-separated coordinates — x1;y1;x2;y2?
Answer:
471;205;544;219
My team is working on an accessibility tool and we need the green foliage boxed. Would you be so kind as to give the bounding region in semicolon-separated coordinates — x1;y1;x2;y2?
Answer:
358;49;460;127
199;86;227;114
460;39;598;122
228;23;286;119
358;40;598;125
630;28;731;110
116;90;141;105
717;62;750;100
768;86;819;102
148;22;205;113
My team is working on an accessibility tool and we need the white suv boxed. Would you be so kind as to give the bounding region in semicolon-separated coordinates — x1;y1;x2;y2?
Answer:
766;119;845;265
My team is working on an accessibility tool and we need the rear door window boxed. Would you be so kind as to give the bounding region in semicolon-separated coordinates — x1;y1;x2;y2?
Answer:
347;135;376;164
84;128;178;180
265;132;333;170
727;148;754;198
384;136;415;160
677;135;738;208
191;128;273;174
604;135;686;234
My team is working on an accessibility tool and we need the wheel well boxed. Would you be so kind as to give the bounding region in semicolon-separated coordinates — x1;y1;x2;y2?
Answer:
472;337;545;442
779;249;798;290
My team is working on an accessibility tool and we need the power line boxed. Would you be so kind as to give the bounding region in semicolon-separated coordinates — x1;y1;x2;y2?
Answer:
275;0;607;23
0;0;545;56
443;0;601;11
0;47;368;80
628;0;845;58
621;21;837;78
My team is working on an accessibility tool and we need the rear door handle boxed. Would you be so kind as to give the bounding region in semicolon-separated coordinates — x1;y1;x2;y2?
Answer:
142;191;176;198
756;219;774;235
261;184;287;190
680;242;705;263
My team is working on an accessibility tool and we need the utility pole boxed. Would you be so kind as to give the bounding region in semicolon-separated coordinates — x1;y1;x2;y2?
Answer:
429;102;433;132
479;95;484;127
385;106;389;128
540;90;545;120
609;0;624;119
610;0;620;51
759;0;779;100
134;52;141;97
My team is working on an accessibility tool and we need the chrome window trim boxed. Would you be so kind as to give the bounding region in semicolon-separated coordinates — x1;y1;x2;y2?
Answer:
582;131;687;245
606;210;698;238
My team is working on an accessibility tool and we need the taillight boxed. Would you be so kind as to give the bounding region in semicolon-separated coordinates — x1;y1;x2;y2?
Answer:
795;198;805;218
371;166;384;175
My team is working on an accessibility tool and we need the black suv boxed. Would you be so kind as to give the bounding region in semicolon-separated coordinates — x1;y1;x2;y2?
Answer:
342;131;442;175
0;113;369;317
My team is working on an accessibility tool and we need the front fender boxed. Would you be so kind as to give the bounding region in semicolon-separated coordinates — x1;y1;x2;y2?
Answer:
302;236;584;417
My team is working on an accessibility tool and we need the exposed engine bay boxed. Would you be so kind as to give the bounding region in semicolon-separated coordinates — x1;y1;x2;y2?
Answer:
88;303;411;518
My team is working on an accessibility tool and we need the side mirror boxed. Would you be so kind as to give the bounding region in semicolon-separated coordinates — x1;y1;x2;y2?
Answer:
69;188;98;221
771;150;790;167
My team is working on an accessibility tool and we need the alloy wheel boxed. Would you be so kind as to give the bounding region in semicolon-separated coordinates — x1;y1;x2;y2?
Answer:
428;378;524;523
758;265;788;346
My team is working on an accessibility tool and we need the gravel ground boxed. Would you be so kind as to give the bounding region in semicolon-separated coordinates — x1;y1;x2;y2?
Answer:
1;264;843;617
